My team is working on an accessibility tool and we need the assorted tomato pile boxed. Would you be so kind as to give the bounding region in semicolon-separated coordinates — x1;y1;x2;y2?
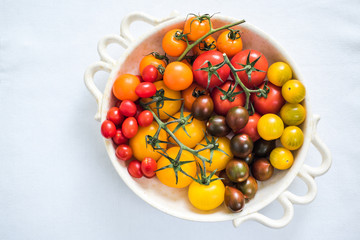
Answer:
100;14;307;212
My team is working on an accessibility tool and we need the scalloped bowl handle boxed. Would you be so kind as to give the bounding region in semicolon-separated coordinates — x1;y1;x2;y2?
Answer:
233;114;332;228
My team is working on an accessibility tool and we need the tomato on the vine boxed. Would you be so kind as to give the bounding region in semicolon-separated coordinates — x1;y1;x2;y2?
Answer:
181;83;207;110
162;29;187;57
236;112;261;142
193;36;217;56
231;49;268;89
115;144;133;161
211;81;245;116
251;82;285;115
139;53;167;81
163;62;193;91
112;74;140;101
136;110;153;127
183;16;211;41
217;30;243;58
121;117;138;139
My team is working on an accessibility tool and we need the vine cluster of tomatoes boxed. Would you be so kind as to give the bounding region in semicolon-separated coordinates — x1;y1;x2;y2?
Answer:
100;14;307;213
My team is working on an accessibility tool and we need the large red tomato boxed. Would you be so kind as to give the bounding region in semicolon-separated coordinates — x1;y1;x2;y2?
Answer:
231;49;268;89
193;50;230;89
211;81;246;116
251;82;285;115
236;112;261;142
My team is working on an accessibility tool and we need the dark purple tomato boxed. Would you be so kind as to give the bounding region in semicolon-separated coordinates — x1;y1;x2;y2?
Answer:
253;139;276;157
206;115;231;137
226;159;249;183
218;170;236;187
251;158;274;181
237;176;258;200
230;134;253;158
224;186;245;212
226;106;249;132
241;153;254;166
191;95;214;120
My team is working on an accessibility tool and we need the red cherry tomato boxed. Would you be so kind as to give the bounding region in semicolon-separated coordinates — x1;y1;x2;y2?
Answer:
141;65;158;82
134;105;143;119
135;82;157;98
101;120;116;138
128;160;143;178
141;157;157;178
115;144;133;161
106;107;124;125
137;110;154;127
119;100;137;117
121;117;138;139
112;129;128;145
211;81;246;116
251;82;285;115
236;112;261;142
193;50;230;88
231;49;268;89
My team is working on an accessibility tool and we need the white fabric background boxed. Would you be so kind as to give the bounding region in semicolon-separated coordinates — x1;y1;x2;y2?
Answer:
1;0;359;239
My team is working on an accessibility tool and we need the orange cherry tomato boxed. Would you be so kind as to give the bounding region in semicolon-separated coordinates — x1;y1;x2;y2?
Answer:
163;62;193;91
193;36;217;56
217;30;243;58
139;54;167;81
184;16;212;41
181;83;207;110
112;74;140;101
162;29;187;57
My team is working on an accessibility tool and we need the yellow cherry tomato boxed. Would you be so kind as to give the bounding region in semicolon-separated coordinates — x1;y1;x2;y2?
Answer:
194;137;233;172
217;30;243;58
156;147;197;188
280;103;306;126
282;80;306;103
192;36;217;56
129;122;167;161
162;29;187;57
167;111;206;148
163;62;193;91
267;62;293;87
257;114;284;140
270;147;294;170
141;81;182;120
280;126;304;150
188;174;225;211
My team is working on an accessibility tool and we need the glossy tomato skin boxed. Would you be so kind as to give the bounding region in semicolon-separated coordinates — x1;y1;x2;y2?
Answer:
183;16;211;41
217;30;243;58
181;83;208;110
193;36;217;56
267;62;292;87
236;176;258;200
193;51;230;89
282;80;306;104
112;74;140;101
128;160;143;178
136;110;153;127
270;147;294;170
251;158;274;181
226;159;249;183
112;129;128;145
280;126;304;150
139;55;167;81
191;95;214;121
101;120;116;138
115;144;133;161
211;81;246;116
106;107;124;126
231;49;268;89
119;100;137;117
141;157;157;178
236;112;261;142
218;170;236;187
224;186;245;212
121;117;138;139
135;82;157;98
257;114;284;141
280;103;306;126
226;106;249;132
251;82;285;115
163;62;193;91
253;138;276;157
206;115;230;137
162;29;187;57
141;65;158;82
230;134;254;159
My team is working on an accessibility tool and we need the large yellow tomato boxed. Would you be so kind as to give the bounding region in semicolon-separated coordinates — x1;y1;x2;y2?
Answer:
156;147;197;188
129;122;167;161
194;137;233;172
142;81;182;120
166;111;205;148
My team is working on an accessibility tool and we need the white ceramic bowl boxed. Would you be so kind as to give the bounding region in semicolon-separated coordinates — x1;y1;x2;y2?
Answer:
84;11;332;228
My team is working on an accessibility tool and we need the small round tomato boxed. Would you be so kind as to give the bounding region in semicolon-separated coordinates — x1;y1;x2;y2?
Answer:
181;82;207;110
141;65;158;82
280;126;304;150
236;112;261;142
280;103;306;126
253;138;276;157
141;81;182;120
251;82;285;115
226;159;250;183
193;50;230;88
115;144;133;161
112;74;140;101
106;107;124;125
183;16;211;41
206;115;231;137
166;111;205;148
163;62;193;91
188;175;225;211
231;49;268;89
129;122;167;161
282;80;306;104
251;158;274;181
121;117;138;139
135;82;157;98
191;95;214;121
236;176;258;200
101;120;116;138
257;114;284;140
270;147;294;170
139;54;167;81
195;137;233;172
141;157;157;178
128;160;143;178
267;62;293;87
211;81;246;116
217;30;243;58
230;134;253;159
193;36;217;56
112;129;128;145
119;100;137;117
136;110;153;127
226;106;249;132
224;186;245;212
162;29;187;57
156;147;197;188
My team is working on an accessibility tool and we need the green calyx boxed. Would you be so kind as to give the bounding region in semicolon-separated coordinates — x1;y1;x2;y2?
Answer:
149;52;169;64
196;60;226;89
165;103;193;137
216;82;243;102
227;28;241;40
235;50;266;83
